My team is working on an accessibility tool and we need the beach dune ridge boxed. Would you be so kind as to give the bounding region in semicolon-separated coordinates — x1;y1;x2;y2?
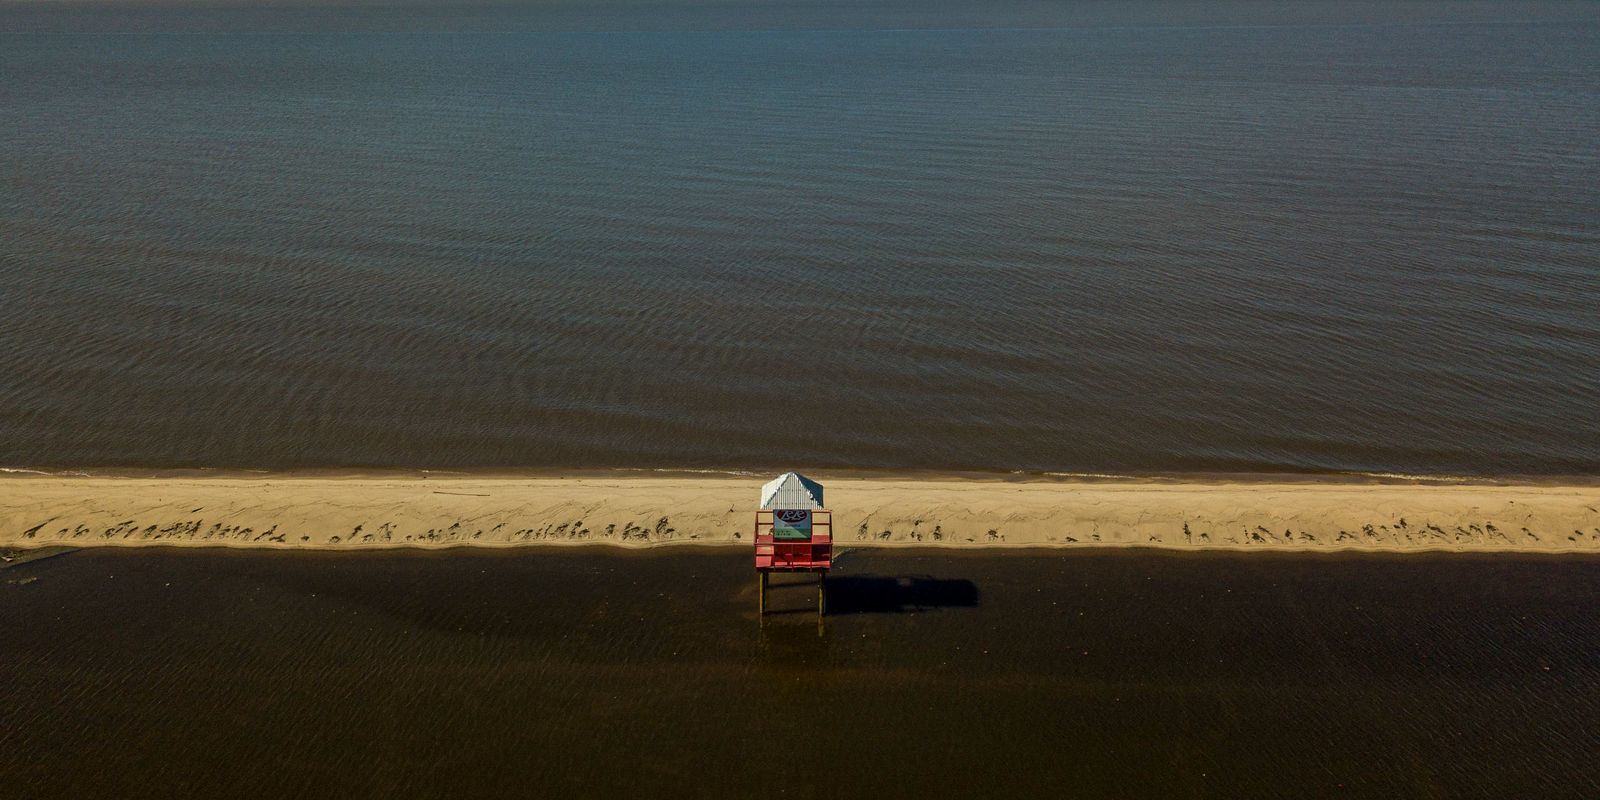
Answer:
4;475;1600;553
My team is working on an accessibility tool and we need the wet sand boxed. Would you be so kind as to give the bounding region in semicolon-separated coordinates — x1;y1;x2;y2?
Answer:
3;546;1598;798
4;473;1600;552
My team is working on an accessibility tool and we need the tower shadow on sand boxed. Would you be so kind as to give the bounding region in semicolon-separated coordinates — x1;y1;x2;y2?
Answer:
822;575;980;615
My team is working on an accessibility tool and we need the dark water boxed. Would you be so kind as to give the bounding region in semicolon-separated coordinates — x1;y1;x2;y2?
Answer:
2;1;1598;475
4;548;1599;797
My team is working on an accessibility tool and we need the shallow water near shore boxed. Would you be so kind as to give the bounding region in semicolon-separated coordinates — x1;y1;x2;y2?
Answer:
3;0;1599;476
4;547;1599;797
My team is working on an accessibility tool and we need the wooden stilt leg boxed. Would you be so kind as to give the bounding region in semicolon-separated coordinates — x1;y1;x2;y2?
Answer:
818;573;826;617
759;571;768;616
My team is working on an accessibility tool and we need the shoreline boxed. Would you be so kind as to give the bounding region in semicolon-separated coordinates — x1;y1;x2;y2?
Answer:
6;464;1600;487
4;474;1599;554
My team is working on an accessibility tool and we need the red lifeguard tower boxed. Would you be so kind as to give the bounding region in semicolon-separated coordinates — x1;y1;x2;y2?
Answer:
754;472;831;617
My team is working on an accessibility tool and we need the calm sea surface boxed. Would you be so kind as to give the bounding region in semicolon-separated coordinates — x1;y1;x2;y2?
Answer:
4;548;1600;797
2;1;1597;475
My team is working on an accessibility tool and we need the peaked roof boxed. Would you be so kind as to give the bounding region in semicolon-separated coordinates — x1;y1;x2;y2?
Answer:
760;472;824;510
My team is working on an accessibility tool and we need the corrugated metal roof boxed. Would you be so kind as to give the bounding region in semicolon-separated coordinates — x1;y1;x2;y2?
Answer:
760;472;824;509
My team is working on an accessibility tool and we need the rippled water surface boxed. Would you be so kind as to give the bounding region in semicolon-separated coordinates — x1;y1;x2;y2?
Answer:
4;548;1600;797
2;1;1597;474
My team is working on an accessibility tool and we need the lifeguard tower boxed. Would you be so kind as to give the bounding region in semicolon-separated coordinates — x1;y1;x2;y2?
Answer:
754;472;831;617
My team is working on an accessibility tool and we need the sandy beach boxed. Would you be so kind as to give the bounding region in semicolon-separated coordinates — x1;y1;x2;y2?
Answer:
4;473;1599;553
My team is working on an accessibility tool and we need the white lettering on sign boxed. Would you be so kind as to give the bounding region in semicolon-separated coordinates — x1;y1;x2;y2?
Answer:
772;509;812;540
